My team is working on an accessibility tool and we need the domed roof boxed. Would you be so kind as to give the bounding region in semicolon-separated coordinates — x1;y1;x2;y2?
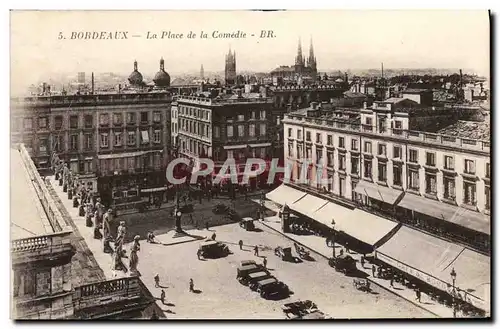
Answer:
153;58;171;87
128;60;144;86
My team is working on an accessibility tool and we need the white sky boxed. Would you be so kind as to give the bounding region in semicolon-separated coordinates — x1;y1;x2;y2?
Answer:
10;10;490;93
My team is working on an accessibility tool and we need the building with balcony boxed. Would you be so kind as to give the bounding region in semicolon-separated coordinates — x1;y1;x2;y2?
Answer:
10;91;173;204
282;100;491;254
174;90;281;187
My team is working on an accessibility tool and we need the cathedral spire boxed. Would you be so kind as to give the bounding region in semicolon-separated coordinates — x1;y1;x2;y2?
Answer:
133;60;138;71
160;57;164;71
200;64;204;79
295;37;304;66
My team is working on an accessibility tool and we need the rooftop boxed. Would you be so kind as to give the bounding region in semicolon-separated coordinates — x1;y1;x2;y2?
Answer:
437;120;491;142
10;147;54;240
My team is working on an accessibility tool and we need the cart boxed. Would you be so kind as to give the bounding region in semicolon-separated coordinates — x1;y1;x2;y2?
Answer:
293;242;311;259
352;278;371;292
282;300;327;319
274;246;294;262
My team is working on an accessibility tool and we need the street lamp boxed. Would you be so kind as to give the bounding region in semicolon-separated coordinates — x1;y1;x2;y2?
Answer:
450;267;457;318
331;219;336;258
281;204;290;233
174;207;183;233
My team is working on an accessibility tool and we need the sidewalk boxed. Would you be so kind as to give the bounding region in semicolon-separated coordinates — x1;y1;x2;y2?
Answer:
259;218;456;318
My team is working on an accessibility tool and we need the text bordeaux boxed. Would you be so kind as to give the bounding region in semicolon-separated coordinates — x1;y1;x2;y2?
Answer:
70;31;129;40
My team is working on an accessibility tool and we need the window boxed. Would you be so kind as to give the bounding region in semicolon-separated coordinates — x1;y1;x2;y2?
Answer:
378;144;386;156
259;124;266;136
408;169;419;190
153;112;161;123
328;175;333;192
153;130;161;144
464;159;475;174
260;110;266;119
113;113;122;126
351;157;359;175
365;117;373;125
327;151;334;167
38;117;48;129
338;137;345;148
306;131;311;141
70;134;78;150
55;116;63;130
251;111;256;119
127;112;136;124
316;150;322;163
444;156;454;170
338;154;346;171
364;141;372;153
260;148;266;158
36;270;52;296
99;114;109;126
297;144;303;158
237;114;245;121
140;112;148;123
390;146;400;159
238;125;245;137
38;138;47;153
53;135;63;152
486;163;490;178
127;131;136;146
425;173;437;195
316;133;322;144
364;159;372;178
227;126;234;137
351;139;358;151
141;131;149;144
306;147;312;159
485;186;490;211
84;115;93;128
84;133;92;150
214;126;220;138
297;130;302;140
288;128;292;138
114;132;122;146
227;150;234;159
378;163;387;182
463;181;476;205
69;115;78;129
23;118;33;130
339;177;346;197
426;152;436;166
409;149;418;163
394;120;402;129
248;124;256;137
443;176;456;200
100;133;109;148
327;135;333;146
393;165;402;186
288;144;294;158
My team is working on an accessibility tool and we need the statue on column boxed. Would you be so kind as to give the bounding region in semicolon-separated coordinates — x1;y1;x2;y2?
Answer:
102;209;114;253
63;164;70;191
94;198;105;227
115;221;127;257
129;235;141;276
85;201;94;227
111;248;128;275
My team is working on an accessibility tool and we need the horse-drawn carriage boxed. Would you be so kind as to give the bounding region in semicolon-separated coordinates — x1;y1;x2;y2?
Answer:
282;300;328;319
293;242;311;260
352;278;371;292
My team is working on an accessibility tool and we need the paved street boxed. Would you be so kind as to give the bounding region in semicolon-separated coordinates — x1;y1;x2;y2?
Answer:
138;223;434;319
48;176;433;319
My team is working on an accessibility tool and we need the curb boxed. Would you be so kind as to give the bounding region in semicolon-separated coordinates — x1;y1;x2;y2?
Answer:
258;221;441;318
161;236;207;247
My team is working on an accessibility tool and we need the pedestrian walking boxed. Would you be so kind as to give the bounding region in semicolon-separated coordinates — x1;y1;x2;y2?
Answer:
390;277;394;288
345;242;350;254
154;274;160;288
372;264;376;278
254;245;259;257
263;257;267;268
416;289;421;303
238;240;243;250
189;278;194;292
160;289;166;304
360;256;365;268
206;222;210;231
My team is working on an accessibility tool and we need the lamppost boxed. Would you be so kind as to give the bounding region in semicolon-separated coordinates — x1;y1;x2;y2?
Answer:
281;204;290;233
450;267;457;318
174;207;183;233
331;219;336;258
259;193;265;220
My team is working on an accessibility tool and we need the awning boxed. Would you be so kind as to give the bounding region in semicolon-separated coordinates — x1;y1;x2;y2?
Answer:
98;151;146;160
249;142;271;148
70;158;78;162
223;144;247;150
85;157;93;161
141;130;149;143
354;180;403;205
397;193;490;235
289;194;329;218
376;226;490;311
266;184;306;206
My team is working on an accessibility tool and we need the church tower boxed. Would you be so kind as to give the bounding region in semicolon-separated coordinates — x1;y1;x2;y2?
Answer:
307;37;317;73
225;48;236;86
200;64;205;80
294;38;305;74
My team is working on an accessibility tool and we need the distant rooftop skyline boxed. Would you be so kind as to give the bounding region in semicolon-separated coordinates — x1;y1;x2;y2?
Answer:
11;10;489;94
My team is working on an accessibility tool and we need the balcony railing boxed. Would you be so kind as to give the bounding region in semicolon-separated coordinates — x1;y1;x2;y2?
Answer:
11;231;73;254
176;95;272;105
283;115;490;153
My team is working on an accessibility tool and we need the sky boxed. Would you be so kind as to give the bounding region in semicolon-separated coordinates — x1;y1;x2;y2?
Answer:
10;10;490;94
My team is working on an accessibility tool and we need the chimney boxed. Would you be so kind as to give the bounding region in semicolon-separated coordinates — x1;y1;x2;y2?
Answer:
91;72;95;94
459;69;463;88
